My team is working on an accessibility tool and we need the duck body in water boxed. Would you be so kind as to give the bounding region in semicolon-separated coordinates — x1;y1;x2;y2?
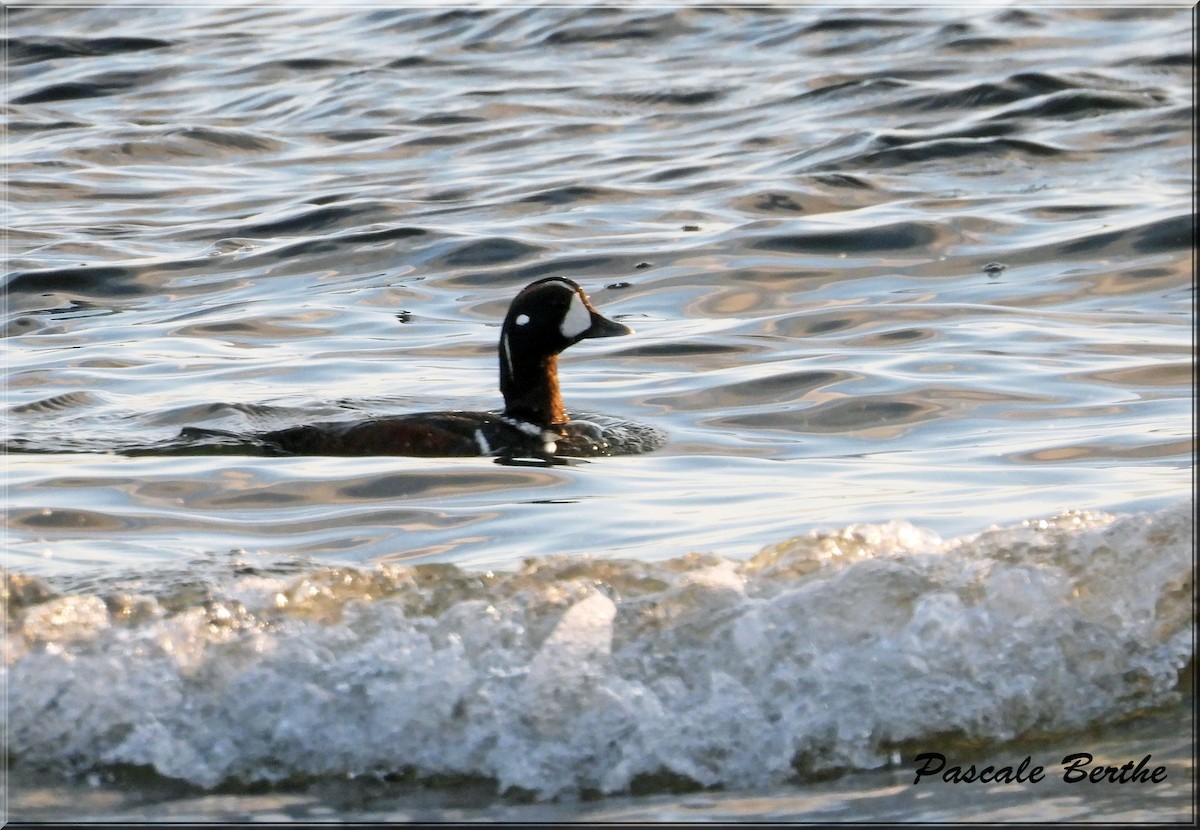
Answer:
256;278;662;459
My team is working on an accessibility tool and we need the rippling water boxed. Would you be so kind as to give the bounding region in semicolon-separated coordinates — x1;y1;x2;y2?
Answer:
3;4;1194;822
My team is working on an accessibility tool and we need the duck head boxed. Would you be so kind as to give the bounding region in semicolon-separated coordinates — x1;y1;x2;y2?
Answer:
498;277;631;427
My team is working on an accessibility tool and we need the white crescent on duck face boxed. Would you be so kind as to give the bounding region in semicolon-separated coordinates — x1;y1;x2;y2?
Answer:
559;290;593;340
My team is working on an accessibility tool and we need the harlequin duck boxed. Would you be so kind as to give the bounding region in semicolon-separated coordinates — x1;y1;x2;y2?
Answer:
258;278;659;458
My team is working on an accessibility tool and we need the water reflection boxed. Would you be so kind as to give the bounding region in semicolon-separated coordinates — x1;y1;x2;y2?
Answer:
2;4;1192;580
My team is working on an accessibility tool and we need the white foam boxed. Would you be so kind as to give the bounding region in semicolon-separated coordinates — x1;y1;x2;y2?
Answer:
6;501;1193;797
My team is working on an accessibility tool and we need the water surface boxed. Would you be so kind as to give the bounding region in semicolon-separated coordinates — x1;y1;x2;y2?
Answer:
3;4;1194;822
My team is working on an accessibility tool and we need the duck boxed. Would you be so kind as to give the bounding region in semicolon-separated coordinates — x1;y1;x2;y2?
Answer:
257;277;657;458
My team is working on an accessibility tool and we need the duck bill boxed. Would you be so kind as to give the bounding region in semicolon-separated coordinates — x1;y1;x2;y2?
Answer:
582;311;633;339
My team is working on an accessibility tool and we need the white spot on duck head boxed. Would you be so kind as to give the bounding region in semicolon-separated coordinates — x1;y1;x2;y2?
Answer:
515;313;530;326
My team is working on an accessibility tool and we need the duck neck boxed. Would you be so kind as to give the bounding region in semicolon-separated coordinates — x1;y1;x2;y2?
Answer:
501;352;568;427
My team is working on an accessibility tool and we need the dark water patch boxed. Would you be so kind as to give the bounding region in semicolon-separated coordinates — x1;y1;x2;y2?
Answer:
6;252;241;301
803;16;915;33
433;8;489;23
266;224;429;260
937;21;971;37
62;130;284;166
864;327;935;345
3;299;118;327
172;126;285;153
230;204;374;238
339;470;556;500
648;370;848;412
256;238;336;258
143;402;292;427
342;226;430;245
1131;214;1193;254
4;35;172;65
172;317;334;341
118;428;277;458
643;165;710;183
11;508;131;533
731;371;849;400
544;26;659;45
204;489;311;509
808;34;912;58
1118;266;1176;282
750;221;942;255
767;305;995;344
616;342;750;359
1022;203;1126;219
13;70;157;104
1067;361;1193;390
1008;439;1194;465
437;237;546;268
3;265;145;297
520;185;627;206
326;129;395;142
7;119;89;133
990;89;1168;121
78;360;143;372
821;400;939;429
808;172;873;190
384;55;444;69
250;58;353;73
306;193;350;206
1072;6;1187;23
795;76;909;103
942;36;1011;51
10;392;103;415
1141;104;1194;132
874;121;1022;147
413;113;486;126
1121;53;1192;69
735;191;806;214
542;17;669;46
425;188;474;202
898;71;1077;112
404;133;475;148
3;316;46;336
993;8;1045;27
803;317;856;336
844;136;1063;169
464;88;511;100
1057;214;1193;256
606;89;727;108
714;397;939;434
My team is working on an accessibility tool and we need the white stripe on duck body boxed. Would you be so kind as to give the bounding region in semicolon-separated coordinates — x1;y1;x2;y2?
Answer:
259;277;660;459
